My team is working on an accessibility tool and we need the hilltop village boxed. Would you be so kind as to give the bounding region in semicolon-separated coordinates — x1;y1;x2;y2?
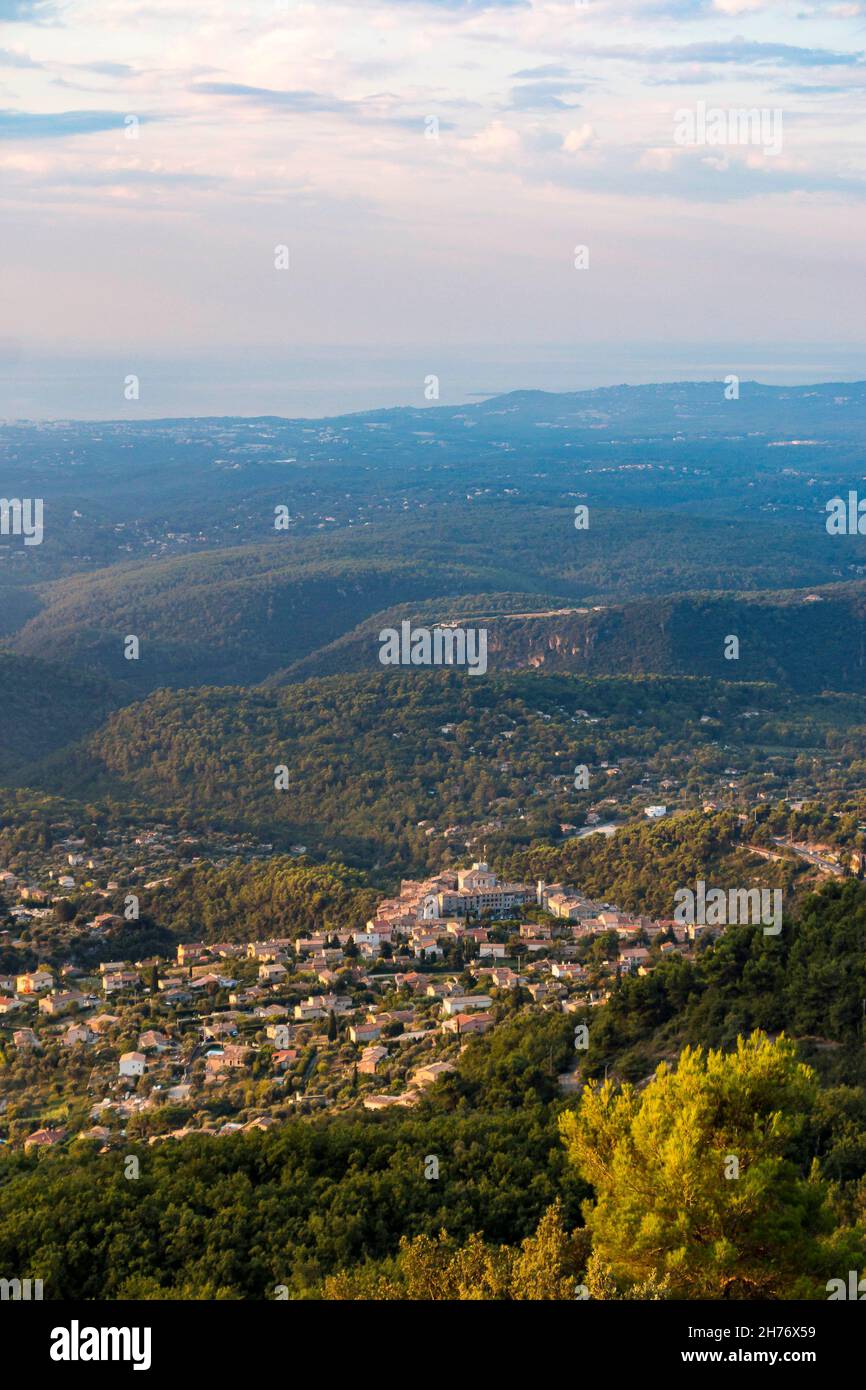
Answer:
0;853;720;1153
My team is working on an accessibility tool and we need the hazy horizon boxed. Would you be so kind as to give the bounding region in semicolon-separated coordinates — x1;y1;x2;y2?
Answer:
4;343;866;420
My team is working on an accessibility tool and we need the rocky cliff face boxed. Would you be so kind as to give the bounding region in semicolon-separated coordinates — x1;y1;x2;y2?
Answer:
268;580;866;694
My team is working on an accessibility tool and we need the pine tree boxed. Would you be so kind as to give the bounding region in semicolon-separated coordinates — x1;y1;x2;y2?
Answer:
559;1030;864;1299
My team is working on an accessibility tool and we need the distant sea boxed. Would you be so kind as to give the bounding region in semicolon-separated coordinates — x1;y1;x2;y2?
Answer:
2;343;866;420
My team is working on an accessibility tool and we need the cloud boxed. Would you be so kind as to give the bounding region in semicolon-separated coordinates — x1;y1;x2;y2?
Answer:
78;61;139;78
647;72;727;85
190;82;356;115
0;45;38;66
0;109;137;139
563;123;596;152
778;82;852;93
42;166;219;189
667;40;863;67
568;0;759;14
190;81;452;134
508;79;583;110
510;64;572;79
464;119;522;160
537;141;866;203
711;0;766;12
0;0;54;20
588;39;863;68
639;146;677;170
384;0;529;6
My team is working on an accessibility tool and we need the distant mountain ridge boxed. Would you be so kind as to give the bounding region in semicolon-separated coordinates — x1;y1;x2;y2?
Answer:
4;378;866;583
7;503;866;694
268;578;866;694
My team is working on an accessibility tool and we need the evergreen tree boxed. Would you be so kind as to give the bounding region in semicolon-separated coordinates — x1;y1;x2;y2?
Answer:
560;1031;865;1299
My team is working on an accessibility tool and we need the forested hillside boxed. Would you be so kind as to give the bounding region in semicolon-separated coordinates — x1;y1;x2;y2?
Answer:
6;501;866;692
27;672;866;872
139;857;378;944
504;809;804;919
0;654;125;782
271;579;866;694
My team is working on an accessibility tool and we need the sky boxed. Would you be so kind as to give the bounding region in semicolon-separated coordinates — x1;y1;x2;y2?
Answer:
1;0;865;416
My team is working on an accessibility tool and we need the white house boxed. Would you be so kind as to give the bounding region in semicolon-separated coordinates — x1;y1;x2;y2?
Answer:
441;994;493;1016
118;1051;146;1078
478;943;508;960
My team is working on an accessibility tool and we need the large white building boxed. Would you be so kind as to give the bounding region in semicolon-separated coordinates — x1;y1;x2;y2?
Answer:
372;862;534;926
419;862;533;920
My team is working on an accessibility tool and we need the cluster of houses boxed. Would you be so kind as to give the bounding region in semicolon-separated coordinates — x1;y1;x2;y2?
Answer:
0;859;714;1149
0;821;281;942
365;859;705;950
